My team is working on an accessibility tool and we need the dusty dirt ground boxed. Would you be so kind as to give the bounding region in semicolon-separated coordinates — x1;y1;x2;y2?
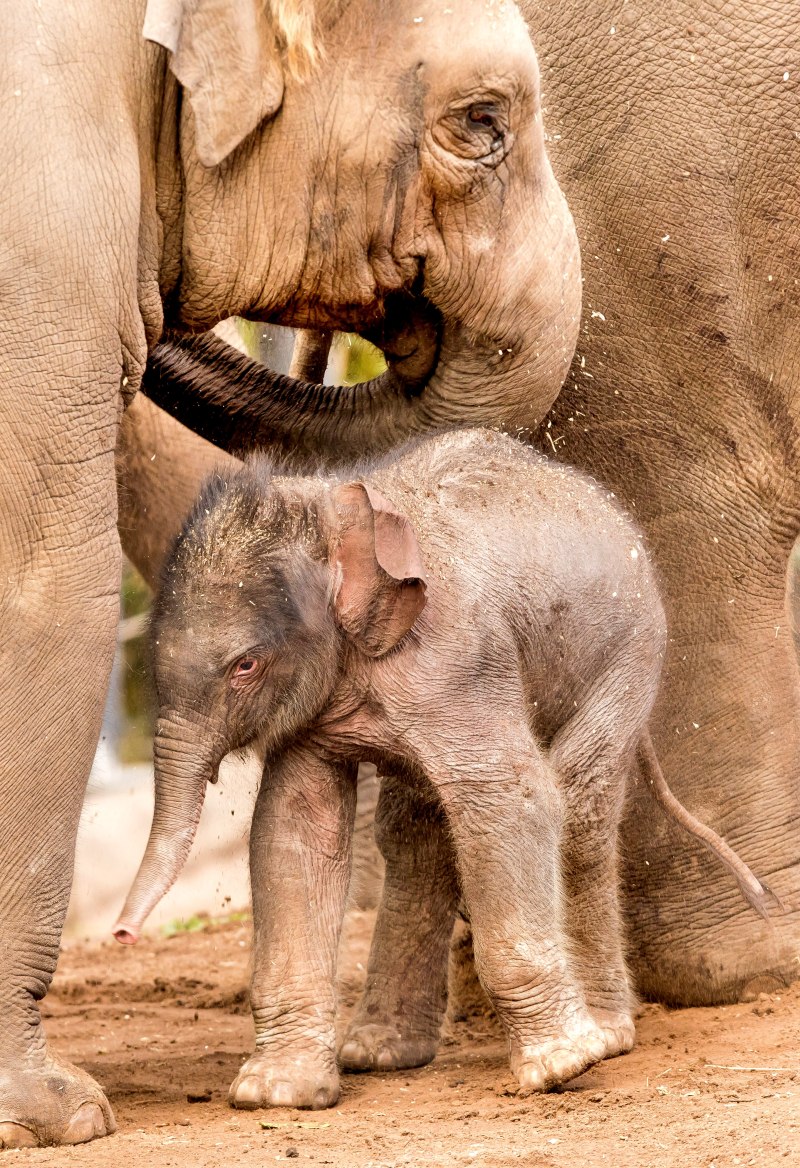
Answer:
13;912;800;1168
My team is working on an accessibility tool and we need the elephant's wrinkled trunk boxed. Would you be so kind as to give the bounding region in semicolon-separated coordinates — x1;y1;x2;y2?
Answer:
141;291;443;470
140;317;569;472
141;333;422;468
112;718;218;945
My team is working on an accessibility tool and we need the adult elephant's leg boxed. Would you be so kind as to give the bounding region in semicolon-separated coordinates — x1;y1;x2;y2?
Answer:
542;344;800;1004
527;0;800;1007
117;394;239;590
340;775;460;1072
0;329;122;1145
621;505;800;1004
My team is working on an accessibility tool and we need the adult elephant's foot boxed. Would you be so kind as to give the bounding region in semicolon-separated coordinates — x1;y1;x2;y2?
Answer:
229;1049;339;1111
339;1021;438;1072
0;1053;116;1147
511;1019;609;1093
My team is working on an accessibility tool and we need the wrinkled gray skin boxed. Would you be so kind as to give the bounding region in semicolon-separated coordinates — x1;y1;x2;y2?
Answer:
118;429;671;1106
0;0;578;1147
122;0;800;1024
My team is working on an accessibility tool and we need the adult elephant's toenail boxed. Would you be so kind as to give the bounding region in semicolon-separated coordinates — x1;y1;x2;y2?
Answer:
63;1102;108;1145
232;1077;264;1109
339;1041;366;1067
312;1087;337;1110
0;1121;38;1148
267;1081;295;1107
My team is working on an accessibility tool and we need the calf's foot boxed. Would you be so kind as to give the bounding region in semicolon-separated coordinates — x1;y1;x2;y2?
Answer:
229;1049;339;1111
0;1053;116;1147
340;1022;438;1072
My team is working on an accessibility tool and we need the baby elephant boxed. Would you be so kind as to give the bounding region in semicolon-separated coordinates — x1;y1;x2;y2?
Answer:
114;428;773;1108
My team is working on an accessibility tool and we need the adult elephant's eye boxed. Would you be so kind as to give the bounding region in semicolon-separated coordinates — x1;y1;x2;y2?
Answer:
433;95;511;165
466;103;505;156
468;103;501;133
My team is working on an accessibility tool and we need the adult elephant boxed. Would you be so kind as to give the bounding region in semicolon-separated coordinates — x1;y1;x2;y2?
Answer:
0;0;579;1148
130;0;800;1013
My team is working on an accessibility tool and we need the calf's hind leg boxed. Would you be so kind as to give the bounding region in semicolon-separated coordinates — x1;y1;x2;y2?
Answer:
422;729;608;1093
548;685;649;1060
340;775;460;1072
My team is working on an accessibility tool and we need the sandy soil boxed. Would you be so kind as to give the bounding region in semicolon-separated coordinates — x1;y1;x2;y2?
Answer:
12;912;799;1168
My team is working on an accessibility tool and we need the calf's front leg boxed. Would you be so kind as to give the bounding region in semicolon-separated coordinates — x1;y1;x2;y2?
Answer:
230;748;356;1111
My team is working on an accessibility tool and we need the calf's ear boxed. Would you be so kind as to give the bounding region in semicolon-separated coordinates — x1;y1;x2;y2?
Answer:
330;484;427;657
143;0;285;167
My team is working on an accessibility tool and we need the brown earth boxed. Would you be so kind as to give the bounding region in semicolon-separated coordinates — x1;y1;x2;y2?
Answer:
17;912;800;1168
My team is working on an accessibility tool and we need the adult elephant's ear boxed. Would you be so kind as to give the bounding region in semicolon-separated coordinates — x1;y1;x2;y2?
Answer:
330;484;427;658
143;0;296;167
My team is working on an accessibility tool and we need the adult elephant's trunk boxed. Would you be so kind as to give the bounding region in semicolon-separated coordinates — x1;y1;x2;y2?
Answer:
141;331;425;468
141;317;562;469
112;717;219;944
140;292;444;468
141;195;581;470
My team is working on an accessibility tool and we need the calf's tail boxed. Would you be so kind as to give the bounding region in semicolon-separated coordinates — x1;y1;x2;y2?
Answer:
637;732;784;921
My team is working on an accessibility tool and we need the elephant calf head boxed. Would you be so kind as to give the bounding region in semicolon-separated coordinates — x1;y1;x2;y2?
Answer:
146;0;581;457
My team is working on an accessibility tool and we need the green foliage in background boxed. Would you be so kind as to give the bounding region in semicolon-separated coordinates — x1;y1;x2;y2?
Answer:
160;910;251;938
328;331;387;383
236;320;386;383
118;562;155;763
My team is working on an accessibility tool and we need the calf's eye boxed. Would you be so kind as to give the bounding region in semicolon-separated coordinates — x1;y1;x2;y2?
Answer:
230;656;263;688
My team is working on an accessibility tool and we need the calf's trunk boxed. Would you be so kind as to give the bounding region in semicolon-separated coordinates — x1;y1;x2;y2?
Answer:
113;718;218;944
